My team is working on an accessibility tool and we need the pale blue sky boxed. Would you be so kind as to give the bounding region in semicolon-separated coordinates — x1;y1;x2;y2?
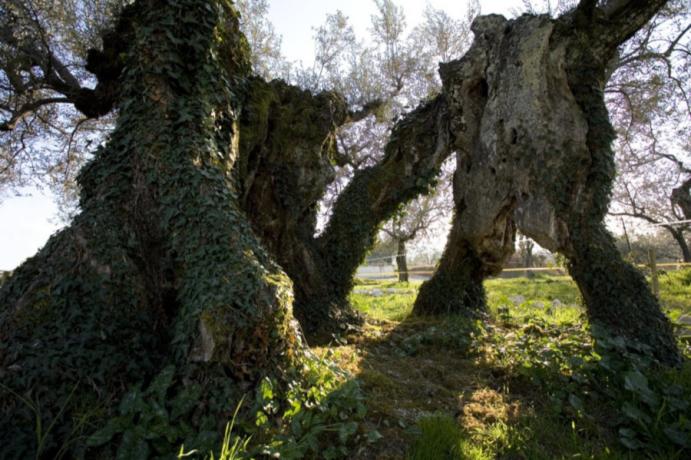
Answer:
0;0;524;270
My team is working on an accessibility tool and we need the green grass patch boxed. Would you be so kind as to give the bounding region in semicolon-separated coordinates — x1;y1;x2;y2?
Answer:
350;283;418;321
408;415;489;460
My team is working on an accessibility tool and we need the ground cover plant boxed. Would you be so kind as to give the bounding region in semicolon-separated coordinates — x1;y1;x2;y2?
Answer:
319;269;691;459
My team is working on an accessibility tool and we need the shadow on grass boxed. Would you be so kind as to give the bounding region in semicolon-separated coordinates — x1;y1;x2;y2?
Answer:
329;273;691;459
317;310;679;460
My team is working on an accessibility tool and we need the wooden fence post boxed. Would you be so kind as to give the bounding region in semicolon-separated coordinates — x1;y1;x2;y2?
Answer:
648;248;659;298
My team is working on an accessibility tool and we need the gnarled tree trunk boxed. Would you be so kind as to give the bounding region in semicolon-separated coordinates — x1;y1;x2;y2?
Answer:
0;1;301;456
239;91;451;339
413;2;681;366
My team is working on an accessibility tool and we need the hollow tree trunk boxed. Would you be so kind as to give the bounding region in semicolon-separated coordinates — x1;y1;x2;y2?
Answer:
239;91;451;339
0;1;301;456
396;239;409;282
413;2;680;365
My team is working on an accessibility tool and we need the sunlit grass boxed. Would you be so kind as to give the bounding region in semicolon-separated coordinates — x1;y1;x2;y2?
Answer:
344;269;691;458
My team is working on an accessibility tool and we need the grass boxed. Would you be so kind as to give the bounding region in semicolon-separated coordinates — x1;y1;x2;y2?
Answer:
329;270;691;459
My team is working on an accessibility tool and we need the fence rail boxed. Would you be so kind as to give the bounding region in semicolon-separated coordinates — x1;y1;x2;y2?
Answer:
356;262;691;279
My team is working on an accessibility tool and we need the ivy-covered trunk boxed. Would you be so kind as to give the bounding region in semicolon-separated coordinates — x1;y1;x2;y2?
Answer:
413;218;512;316
0;1;301;457
239;90;452;339
413;3;681;365
567;223;680;362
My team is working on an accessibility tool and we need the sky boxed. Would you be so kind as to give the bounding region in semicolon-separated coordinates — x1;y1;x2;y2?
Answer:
267;0;524;64
0;0;539;270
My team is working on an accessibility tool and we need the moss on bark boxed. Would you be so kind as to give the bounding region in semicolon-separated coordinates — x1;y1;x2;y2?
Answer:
238;90;452;339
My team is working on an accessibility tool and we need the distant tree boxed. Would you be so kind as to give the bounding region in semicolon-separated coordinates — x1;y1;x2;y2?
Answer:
614;229;686;263
517;233;535;268
607;0;690;261
236;0;289;79
381;187;451;282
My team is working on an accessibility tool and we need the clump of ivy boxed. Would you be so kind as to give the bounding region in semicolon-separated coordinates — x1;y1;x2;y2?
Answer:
489;311;691;456
0;0;304;457
80;355;369;460
249;356;368;459
413;238;488;317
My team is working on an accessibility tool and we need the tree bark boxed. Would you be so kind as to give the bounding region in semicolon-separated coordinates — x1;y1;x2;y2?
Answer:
413;3;681;365
671;177;691;220
413;220;497;316
396;239;409;282
0;1;301;456
670;228;691;263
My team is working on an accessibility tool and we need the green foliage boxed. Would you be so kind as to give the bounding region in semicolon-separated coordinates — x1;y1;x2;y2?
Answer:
349;274;691;457
81;354;368;460
408;415;489;460
491;311;691;456
85;366;219;458
590;327;690;453
176;397;250;460
252;356;367;459
397;317;482;357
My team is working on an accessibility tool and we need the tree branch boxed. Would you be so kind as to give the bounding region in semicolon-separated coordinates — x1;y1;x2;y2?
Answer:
0;97;71;131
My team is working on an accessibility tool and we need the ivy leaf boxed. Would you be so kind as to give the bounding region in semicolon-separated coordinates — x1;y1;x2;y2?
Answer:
618;428;643;450
568;393;584;412
664;426;690;447
366;429;383;443
149;366;175;402
86;419;122;447
116;430;149;460
621;402;651;424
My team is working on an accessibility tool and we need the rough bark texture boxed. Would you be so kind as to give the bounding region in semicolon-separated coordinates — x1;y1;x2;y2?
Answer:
0;1;301;456
413;3;680;366
238;90;451;339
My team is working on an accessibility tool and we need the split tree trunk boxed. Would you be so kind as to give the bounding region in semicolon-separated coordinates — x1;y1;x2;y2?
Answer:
239;92;451;339
0;1;301;456
412;2;680;366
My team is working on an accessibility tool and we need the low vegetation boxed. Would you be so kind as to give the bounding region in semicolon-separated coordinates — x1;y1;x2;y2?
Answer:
332;269;691;458
4;270;689;458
